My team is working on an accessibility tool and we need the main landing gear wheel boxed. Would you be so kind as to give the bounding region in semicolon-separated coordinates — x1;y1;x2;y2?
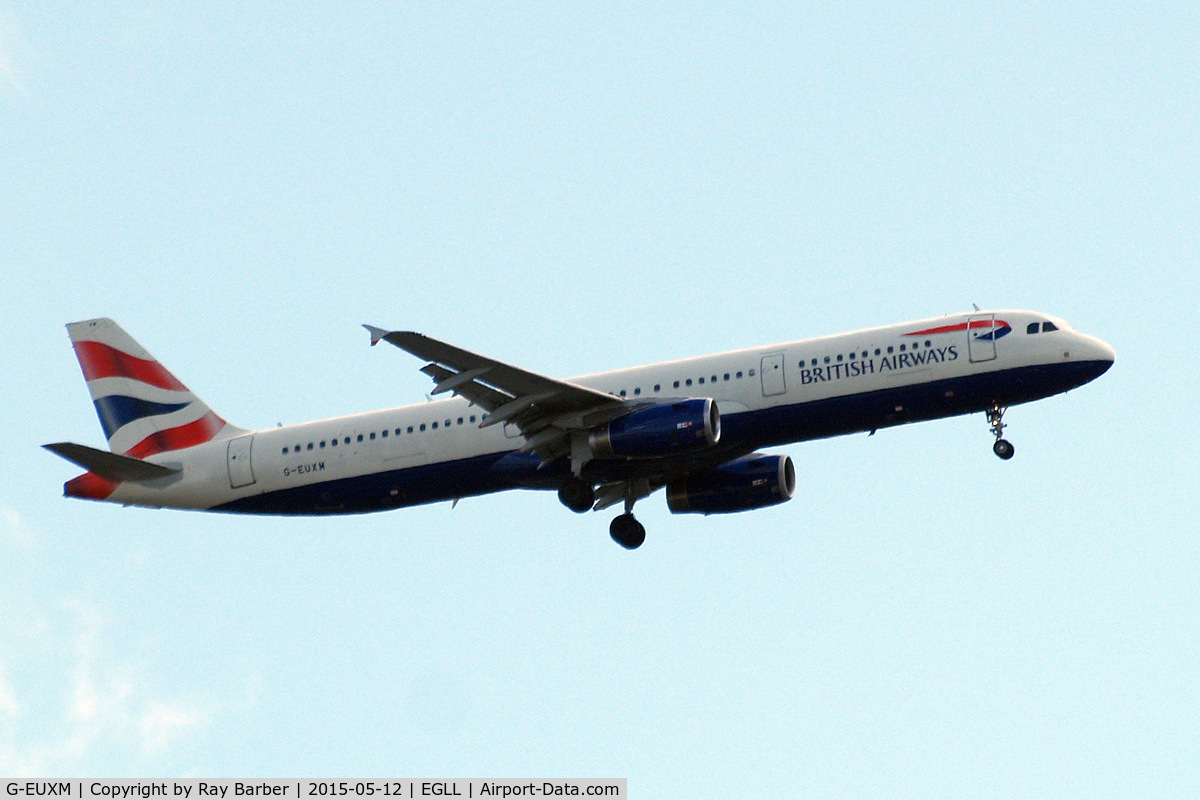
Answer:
557;477;595;513
986;402;1015;460
609;513;646;550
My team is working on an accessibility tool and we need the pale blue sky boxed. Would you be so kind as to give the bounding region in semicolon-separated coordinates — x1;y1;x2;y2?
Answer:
2;2;1197;795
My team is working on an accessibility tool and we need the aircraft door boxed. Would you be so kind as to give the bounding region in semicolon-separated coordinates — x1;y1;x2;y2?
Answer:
761;353;787;397
967;314;997;363
227;434;256;489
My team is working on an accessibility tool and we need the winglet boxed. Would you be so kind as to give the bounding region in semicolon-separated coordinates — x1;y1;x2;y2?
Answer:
363;324;389;347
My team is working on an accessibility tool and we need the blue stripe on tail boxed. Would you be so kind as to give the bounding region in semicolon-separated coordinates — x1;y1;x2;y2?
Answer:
93;395;191;440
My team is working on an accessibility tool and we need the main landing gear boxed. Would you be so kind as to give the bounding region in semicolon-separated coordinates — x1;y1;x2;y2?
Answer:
558;477;648;550
609;513;646;550
987;402;1015;460
557;477;595;514
608;481;650;550
559;478;647;549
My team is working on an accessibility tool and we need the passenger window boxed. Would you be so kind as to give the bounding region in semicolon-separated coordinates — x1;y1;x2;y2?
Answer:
445;419;451;427
319;441;326;448
736;371;743;378
698;378;704;385
925;341;932;348
331;439;337;447
711;376;717;383
282;447;288;455
619;390;627;396
1027;323;1040;334
458;418;464;425
357;435;363;442
369;432;376;440
899;344;906;352
344;437;350;445
654;384;661;392
673;381;680;389
419;424;426;432
723;374;730;381
1043;322;1058;332
874;349;881;356
395;429;401;436
408;426;414;433
836;354;843;362
634;388;641;395
307;443;313;451
824;356;830;364
432;422;438;430
887;346;894;354
381;430;388;438
468;417;475;424
749;369;756;376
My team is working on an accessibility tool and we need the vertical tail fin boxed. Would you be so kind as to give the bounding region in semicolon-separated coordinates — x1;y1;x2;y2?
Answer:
67;318;245;457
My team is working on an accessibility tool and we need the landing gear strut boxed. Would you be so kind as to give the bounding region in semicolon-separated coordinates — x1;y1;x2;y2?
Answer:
987;402;1015;460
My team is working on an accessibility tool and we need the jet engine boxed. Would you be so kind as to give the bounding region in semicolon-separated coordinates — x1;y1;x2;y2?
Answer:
666;453;796;515
589;398;720;459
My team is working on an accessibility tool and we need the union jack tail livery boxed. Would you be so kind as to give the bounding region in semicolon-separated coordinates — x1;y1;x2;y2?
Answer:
66;318;243;457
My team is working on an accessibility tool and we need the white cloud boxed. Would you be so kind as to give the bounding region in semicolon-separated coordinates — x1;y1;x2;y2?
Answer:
0;664;18;719
0;598;216;774
0;14;29;98
0;502;36;549
140;702;210;757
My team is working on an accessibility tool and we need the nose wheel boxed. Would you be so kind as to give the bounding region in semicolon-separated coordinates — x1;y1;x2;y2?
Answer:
987;403;1015;460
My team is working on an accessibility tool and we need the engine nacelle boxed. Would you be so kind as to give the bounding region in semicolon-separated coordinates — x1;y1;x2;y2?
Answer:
667;453;796;515
589;398;720;459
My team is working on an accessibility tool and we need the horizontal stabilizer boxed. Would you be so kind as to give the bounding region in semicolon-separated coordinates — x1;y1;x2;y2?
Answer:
43;442;181;482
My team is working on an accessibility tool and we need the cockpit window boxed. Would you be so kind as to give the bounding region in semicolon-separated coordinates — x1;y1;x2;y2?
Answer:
1042;321;1058;332
1027;323;1040;334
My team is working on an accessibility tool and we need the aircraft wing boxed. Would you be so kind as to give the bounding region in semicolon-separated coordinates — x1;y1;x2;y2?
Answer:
364;326;630;461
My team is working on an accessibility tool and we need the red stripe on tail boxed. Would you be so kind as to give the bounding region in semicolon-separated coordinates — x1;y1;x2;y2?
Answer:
73;340;189;391
122;412;227;459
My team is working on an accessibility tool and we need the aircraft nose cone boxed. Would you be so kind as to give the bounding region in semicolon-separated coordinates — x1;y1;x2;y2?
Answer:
1089;337;1116;372
1072;335;1115;385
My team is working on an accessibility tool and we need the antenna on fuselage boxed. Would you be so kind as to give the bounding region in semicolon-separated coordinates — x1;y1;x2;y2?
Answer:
972;303;981;312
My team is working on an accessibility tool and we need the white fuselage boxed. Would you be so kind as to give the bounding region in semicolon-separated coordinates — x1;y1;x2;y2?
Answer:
92;310;1114;515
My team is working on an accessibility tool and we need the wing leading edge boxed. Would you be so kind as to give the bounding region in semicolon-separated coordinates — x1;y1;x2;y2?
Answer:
364;326;632;462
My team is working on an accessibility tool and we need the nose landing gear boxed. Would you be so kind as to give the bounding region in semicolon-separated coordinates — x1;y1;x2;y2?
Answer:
987;402;1015;460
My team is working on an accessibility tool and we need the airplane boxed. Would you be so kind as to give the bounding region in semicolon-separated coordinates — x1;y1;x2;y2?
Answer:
45;311;1114;549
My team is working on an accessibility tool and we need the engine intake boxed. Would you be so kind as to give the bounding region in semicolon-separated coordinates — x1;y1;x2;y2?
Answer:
590;398;720;459
667;453;796;515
